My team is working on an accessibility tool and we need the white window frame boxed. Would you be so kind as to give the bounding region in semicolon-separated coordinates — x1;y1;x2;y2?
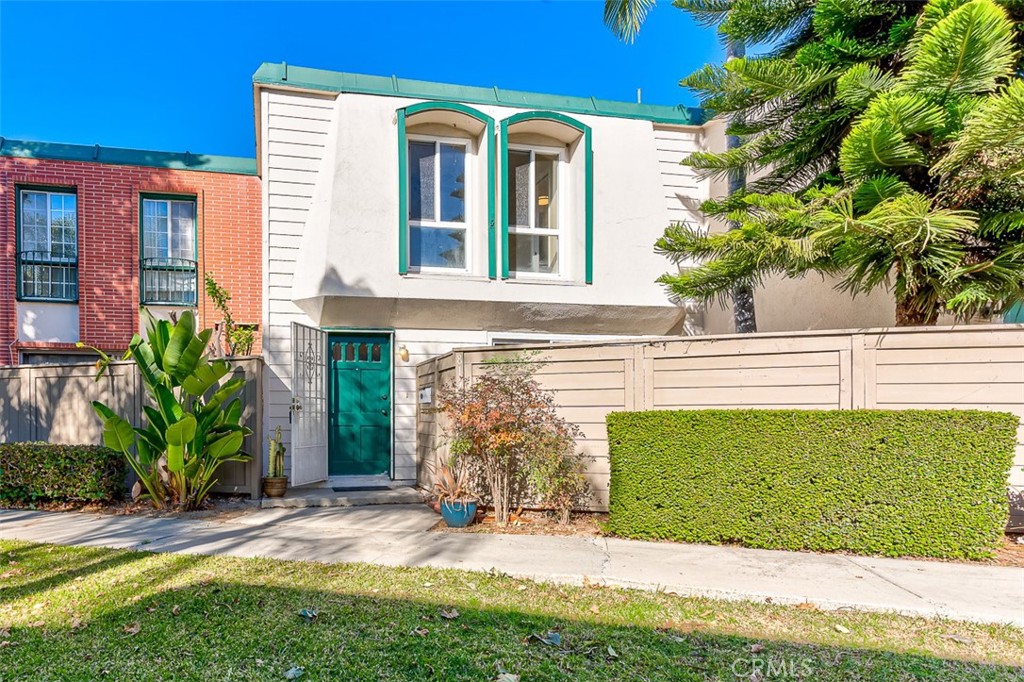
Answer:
406;134;473;274
507;143;567;279
141;197;196;261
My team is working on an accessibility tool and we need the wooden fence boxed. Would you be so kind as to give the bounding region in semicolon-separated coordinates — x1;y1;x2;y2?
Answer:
0;357;263;498
417;325;1024;526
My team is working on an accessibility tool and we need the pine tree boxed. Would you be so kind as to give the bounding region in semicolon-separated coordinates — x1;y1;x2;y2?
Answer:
659;0;1024;325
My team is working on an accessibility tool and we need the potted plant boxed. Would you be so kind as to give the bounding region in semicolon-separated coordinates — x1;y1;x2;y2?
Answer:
434;462;478;528
262;426;288;498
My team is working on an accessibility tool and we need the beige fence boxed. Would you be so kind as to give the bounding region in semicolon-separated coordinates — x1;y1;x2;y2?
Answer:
0;357;263;498
417;325;1024;525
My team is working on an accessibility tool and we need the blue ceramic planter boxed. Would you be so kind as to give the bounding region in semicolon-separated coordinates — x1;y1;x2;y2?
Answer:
440;498;478;528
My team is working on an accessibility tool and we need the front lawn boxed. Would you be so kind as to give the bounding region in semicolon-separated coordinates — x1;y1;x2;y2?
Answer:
0;541;1020;680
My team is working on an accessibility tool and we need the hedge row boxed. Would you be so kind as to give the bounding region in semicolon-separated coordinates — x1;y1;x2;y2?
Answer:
0;443;125;504
606;409;1018;559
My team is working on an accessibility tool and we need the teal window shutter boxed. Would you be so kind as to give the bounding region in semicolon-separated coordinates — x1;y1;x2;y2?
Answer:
397;109;408;275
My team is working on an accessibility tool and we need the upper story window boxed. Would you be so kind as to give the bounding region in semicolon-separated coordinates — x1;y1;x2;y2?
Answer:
140;195;197;305
500;111;592;283
507;146;563;277
407;137;469;271
17;188;78;302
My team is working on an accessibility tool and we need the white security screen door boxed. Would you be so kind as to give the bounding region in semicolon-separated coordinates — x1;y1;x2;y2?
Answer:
290;322;329;485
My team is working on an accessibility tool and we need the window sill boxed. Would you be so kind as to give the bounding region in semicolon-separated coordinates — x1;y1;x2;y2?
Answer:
503;277;586;287
16;297;79;304
401;272;493;283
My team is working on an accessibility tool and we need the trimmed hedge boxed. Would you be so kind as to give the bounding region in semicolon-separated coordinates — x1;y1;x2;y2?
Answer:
606;409;1018;559
0;443;125;504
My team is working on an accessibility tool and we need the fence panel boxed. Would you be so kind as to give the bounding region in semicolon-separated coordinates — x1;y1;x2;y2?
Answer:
0;357;263;499
416;325;1024;523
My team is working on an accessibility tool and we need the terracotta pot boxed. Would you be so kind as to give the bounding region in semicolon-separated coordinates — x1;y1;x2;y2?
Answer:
262;477;288;498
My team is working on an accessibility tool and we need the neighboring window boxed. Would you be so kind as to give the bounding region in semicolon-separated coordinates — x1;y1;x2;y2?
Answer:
17;189;78;301
21;352;100;366
140;196;197;305
507;147;562;276
408;138;468;270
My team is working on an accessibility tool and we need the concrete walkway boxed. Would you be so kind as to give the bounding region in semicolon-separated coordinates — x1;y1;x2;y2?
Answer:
0;506;1021;627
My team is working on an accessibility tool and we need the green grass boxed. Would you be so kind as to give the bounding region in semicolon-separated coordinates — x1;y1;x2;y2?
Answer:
0;541;1021;681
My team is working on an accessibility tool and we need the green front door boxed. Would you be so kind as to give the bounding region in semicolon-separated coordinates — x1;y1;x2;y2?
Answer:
327;333;392;476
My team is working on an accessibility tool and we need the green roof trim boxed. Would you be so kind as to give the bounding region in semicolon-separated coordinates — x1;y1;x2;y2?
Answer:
0;138;257;176
253;63;704;126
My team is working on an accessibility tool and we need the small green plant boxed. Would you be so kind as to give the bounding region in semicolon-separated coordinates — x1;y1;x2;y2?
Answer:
204;273;255;356
267;426;286;478
90;308;251;511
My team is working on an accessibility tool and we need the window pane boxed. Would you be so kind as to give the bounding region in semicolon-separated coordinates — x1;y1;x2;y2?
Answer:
170;201;195;260
507;150;531;228
410;226;466;269
509;234;558;275
439;143;466;223
20;192;48;252
143;200;169;259
409;142;435;222
535;154;558;229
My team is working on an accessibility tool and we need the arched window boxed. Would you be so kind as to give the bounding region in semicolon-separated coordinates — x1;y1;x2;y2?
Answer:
500;112;592;283
397;103;495;277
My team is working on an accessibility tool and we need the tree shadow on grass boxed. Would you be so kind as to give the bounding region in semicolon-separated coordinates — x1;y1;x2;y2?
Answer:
0;548;1020;682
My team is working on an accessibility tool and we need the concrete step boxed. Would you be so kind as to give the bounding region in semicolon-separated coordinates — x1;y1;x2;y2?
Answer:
260;485;423;509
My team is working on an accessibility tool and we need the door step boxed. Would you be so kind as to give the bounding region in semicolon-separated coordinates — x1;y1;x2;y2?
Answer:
261;485;423;509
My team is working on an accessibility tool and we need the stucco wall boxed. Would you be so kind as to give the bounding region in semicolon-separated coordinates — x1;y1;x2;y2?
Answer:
289;91;704;314
259;84;712;481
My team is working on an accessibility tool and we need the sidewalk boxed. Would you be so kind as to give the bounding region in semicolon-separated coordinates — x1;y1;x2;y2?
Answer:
1;506;1021;627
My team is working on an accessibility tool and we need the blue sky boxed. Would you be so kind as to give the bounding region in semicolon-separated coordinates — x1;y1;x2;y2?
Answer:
0;1;722;158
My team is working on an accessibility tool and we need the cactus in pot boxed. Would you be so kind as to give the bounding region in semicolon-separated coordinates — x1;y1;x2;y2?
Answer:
263;426;288;497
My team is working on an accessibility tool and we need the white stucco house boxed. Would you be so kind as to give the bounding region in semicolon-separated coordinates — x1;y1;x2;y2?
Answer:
252;62;719;487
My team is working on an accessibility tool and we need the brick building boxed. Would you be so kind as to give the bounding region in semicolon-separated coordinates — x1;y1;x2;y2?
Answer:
0;139;261;365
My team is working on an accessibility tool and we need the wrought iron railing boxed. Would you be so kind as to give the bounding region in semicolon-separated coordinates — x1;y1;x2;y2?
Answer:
17;250;78;302
140;257;198;305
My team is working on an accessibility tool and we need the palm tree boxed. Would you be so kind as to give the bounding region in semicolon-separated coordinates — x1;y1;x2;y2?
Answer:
659;0;1024;325
603;0;655;44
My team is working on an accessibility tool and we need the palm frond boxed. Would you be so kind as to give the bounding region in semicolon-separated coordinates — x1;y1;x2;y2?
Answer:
604;0;656;43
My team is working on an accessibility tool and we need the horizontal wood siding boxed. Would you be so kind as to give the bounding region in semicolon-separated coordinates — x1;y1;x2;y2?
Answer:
262;89;337;476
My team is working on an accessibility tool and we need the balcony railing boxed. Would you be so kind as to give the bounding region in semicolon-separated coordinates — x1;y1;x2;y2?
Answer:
141;257;198;306
17;250;79;302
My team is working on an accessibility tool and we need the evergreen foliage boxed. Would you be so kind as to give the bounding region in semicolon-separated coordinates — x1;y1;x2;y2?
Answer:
659;0;1024;325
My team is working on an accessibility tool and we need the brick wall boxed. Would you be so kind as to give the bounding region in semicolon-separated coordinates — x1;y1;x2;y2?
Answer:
0;156;262;364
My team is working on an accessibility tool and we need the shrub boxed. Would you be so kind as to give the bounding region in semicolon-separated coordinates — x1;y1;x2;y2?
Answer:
90;308;251;511
0;443;125;504
606;409;1018;559
437;353;589;525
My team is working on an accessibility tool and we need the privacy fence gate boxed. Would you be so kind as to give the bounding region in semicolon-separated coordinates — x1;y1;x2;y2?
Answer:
416;325;1024;525
0;357;263;498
